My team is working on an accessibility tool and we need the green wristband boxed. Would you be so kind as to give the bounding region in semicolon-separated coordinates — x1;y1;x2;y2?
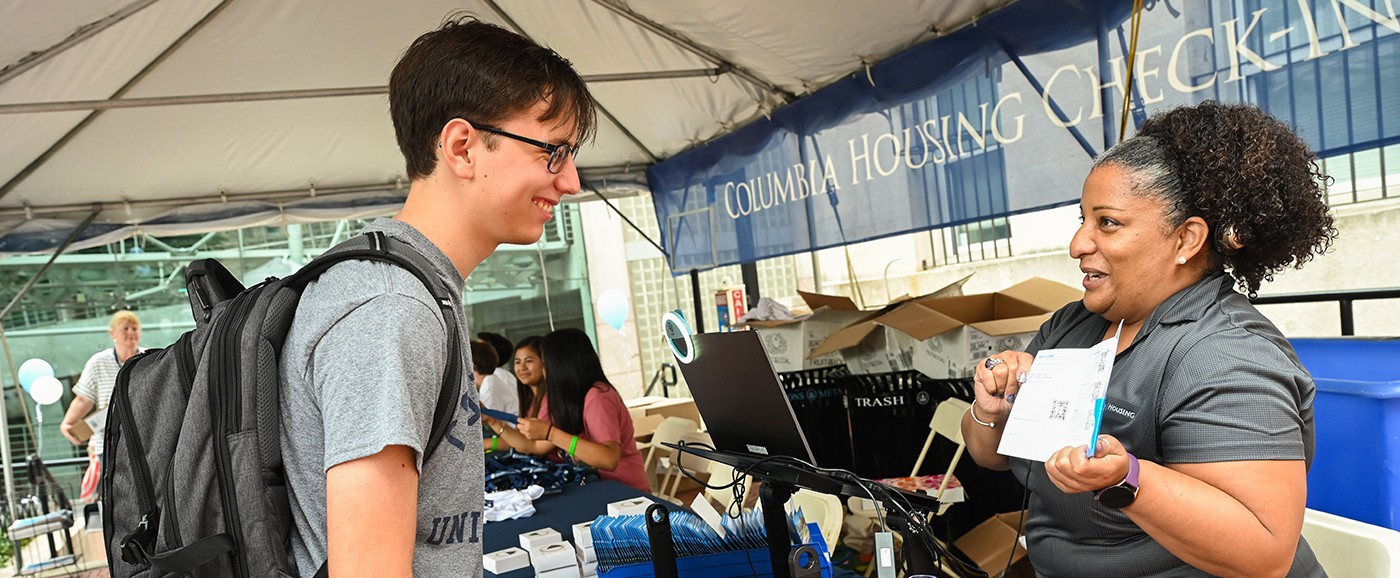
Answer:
569;435;579;457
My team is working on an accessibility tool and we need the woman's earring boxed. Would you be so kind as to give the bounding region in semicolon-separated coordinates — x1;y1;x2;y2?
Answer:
1177;256;1187;265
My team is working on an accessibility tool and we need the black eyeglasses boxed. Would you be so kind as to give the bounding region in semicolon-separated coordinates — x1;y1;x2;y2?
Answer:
474;124;578;174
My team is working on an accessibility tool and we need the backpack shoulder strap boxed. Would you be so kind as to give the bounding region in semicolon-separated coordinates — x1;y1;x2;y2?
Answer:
291;231;463;461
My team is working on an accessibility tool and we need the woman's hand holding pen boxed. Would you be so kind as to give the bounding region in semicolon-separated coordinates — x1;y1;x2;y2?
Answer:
1045;434;1131;494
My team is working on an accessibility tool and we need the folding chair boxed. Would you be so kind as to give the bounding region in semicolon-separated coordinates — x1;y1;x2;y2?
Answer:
640;416;698;494
910;397;971;516
787;489;844;554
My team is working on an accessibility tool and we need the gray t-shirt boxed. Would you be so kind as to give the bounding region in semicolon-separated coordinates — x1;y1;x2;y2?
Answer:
1008;272;1323;577
280;219;484;576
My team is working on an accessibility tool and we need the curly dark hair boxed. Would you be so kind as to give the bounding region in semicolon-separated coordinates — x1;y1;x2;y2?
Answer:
1094;101;1338;297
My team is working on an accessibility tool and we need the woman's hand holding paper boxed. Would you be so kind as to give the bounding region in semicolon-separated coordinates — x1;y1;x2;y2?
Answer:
972;349;1033;421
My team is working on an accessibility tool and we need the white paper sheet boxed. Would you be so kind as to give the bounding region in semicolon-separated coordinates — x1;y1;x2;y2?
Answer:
997;324;1121;462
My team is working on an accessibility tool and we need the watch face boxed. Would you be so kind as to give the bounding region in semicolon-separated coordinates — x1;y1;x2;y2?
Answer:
1096;485;1137;509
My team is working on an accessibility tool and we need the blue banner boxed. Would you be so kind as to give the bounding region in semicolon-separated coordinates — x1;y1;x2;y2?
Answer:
649;0;1400;273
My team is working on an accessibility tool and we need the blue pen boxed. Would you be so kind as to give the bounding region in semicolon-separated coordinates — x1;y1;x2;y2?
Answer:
1087;321;1125;457
1087;395;1106;457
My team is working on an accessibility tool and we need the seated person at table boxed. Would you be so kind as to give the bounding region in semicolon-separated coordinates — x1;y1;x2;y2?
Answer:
478;331;521;416
962;102;1332;576
513;335;546;418
486;328;648;492
471;340;508;452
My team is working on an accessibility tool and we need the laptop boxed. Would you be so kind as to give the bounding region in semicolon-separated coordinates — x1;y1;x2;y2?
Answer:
671;330;817;464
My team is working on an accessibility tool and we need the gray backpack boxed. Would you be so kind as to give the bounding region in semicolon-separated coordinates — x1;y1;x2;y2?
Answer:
102;231;463;577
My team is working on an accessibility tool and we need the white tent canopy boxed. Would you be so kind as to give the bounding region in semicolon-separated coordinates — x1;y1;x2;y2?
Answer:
0;0;1013;254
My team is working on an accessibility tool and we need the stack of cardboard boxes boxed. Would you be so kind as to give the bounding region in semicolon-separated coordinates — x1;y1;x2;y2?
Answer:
747;277;969;373
812;278;1082;378
752;278;1082;380
744;291;868;373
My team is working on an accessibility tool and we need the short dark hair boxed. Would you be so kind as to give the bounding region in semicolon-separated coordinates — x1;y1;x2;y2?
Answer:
469;339;498;376
477;331;513;368
389;14;597;180
1094;101;1337;297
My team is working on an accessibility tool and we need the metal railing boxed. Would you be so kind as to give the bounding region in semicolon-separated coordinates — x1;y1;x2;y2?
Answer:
1252;288;1400;336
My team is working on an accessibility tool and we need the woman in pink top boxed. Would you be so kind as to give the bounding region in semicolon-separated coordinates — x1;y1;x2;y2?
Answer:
487;328;649;492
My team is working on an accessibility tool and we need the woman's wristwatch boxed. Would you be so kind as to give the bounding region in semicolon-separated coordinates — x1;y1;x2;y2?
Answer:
1094;452;1140;508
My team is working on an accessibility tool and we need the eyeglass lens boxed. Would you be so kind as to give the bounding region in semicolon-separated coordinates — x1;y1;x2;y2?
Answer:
548;144;576;174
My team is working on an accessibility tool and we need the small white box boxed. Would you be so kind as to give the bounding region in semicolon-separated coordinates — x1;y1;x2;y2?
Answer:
519;527;563;551
606;497;652;517
530;541;576;572
536;564;581;578
575;541;596;563
483;547;530;574
577;553;598;576
571;520;595;549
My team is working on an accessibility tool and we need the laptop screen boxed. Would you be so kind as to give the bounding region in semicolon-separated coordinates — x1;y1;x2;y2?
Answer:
672;330;817;464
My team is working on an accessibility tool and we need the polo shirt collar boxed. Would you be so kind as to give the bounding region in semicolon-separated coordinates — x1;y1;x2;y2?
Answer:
1136;271;1230;343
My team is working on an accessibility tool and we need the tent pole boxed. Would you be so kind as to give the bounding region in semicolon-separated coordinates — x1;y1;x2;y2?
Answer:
0;207;99;525
740;263;760;308
0;0;161;88
587;0;797;102
483;0;661;163
582;183;669;264
0;68;720;116
689;270;705;333
0;325;19;526
0;0;236;203
994;36;1099;160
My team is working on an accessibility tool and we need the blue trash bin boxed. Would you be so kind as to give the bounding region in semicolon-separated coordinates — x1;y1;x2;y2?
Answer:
1291;338;1400;530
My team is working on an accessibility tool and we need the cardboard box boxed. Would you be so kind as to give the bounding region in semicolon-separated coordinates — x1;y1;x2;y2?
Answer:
641;398;701;425
70;419;94;443
627;409;666;440
746;291;869;373
812;278;1080;378
808;276;971;375
69;407;108;443
954;510;1033;578
626;397;702;439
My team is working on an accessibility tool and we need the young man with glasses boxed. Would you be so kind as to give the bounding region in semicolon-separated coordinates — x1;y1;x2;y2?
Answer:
279;15;595;577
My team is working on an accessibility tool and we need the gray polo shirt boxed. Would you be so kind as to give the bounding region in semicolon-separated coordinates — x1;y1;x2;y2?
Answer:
1008;272;1324;577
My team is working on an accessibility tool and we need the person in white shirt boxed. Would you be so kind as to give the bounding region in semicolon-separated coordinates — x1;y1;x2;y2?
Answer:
60;310;143;459
478;332;521;415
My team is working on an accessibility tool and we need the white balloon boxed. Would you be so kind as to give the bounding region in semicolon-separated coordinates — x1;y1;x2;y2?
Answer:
29;375;63;405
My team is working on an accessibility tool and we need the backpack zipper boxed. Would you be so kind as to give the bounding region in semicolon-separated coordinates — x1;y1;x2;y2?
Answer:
175;335;195;397
210;289;257;578
109;348;160;564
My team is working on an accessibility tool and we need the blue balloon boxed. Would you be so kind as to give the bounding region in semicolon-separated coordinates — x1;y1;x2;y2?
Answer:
597;290;630;332
18;358;54;391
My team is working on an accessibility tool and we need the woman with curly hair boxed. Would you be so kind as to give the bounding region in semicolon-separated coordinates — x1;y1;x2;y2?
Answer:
963;101;1334;576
